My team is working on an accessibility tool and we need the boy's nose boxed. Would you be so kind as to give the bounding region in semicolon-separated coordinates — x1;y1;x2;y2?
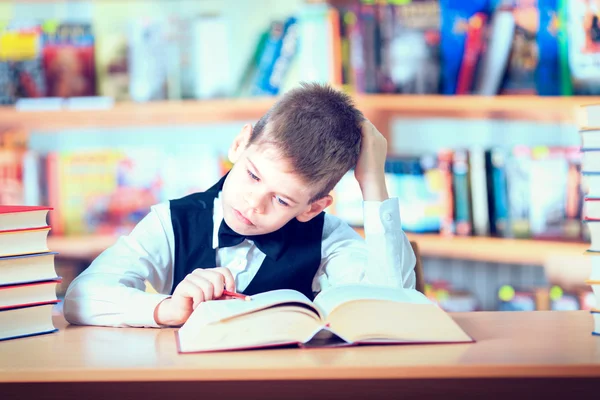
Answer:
244;192;265;214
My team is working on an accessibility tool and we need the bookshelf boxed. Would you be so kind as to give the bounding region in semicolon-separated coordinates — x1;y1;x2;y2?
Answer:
7;94;589;266
47;231;589;266
0;95;595;132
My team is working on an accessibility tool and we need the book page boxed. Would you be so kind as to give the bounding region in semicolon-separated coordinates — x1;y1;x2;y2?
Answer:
313;284;431;318
178;306;324;353
181;289;322;329
327;300;473;344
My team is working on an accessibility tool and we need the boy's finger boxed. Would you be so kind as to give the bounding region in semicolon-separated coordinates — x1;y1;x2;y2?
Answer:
184;274;215;303
177;280;204;309
194;278;215;302
216;267;236;291
200;270;226;299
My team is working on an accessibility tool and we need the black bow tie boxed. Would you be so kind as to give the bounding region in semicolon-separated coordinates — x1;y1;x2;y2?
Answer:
218;219;286;260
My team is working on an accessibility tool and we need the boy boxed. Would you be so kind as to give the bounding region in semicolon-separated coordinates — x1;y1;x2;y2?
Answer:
63;83;416;328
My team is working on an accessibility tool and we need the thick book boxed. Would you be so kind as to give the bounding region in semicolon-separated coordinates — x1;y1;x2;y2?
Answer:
0;205;52;231
581;128;600;149
578;104;600;128
0;227;51;258
585;197;600;221
0;252;59;286
0;279;61;310
176;284;474;353
0;303;58;341
591;310;600;336
582;147;600;169
583;172;600;198
585;220;600;252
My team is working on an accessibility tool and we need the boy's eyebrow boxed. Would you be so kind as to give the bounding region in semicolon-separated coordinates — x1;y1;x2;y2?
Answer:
247;158;299;204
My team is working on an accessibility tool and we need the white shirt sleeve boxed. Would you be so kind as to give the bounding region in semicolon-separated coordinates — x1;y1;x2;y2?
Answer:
63;202;175;328
313;197;416;293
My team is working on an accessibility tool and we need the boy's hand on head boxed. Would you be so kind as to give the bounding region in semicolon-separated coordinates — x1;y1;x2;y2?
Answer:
354;119;389;201
153;267;235;326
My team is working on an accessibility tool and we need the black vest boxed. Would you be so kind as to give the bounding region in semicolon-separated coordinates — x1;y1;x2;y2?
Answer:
169;175;325;299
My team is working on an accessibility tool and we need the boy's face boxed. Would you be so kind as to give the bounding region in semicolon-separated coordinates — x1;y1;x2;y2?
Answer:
221;124;332;236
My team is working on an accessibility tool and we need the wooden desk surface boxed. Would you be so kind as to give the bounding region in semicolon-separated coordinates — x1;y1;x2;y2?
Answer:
1;310;600;383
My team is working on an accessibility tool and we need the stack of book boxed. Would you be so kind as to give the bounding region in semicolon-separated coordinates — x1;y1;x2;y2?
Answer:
0;205;61;341
578;103;600;335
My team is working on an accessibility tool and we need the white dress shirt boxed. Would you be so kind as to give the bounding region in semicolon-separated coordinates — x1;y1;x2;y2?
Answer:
63;195;416;328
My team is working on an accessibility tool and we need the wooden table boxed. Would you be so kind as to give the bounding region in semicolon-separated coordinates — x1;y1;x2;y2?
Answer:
1;311;600;399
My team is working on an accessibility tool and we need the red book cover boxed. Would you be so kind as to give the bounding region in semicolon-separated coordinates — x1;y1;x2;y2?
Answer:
0;278;61;311
456;13;488;95
0;226;51;234
0;205;52;214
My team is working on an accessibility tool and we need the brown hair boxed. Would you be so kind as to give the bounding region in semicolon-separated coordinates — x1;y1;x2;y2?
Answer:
249;82;364;202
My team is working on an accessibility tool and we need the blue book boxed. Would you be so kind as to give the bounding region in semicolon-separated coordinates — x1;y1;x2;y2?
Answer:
0;252;59;287
0;302;58;342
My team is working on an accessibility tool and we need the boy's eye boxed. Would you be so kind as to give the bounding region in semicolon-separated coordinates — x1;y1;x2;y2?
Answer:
247;169;259;181
275;196;289;207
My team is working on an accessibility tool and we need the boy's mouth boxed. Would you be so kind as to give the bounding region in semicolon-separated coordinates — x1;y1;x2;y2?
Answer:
233;208;254;226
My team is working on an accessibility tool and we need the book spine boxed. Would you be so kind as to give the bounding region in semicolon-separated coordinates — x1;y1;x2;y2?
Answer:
536;0;561;96
452;149;473;236
438;149;455;236
360;2;378;93
456;13;487;94
557;0;573;95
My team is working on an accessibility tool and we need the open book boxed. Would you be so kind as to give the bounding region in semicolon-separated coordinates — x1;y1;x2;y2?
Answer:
176;284;474;353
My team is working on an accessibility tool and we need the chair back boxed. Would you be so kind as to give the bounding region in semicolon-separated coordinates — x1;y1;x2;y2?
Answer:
410;241;425;294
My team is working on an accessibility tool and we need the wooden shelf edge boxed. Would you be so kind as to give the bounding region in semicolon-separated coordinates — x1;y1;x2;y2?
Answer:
1;95;598;132
49;231;590;266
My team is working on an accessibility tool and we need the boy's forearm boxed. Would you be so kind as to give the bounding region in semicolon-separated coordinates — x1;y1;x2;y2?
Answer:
358;173;389;201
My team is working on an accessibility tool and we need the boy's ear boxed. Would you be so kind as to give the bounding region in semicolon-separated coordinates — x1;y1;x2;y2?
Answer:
296;195;333;223
228;124;253;164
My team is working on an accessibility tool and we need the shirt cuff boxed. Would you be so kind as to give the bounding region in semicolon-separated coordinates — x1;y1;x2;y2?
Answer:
124;291;171;328
363;197;402;235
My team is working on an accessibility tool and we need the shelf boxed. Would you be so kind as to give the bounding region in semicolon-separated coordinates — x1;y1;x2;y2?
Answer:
0;98;278;132
359;95;596;123
48;231;590;266
1;95;597;133
403;234;589;266
48;234;118;261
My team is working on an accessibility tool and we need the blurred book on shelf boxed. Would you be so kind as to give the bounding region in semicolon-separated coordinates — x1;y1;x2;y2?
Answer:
44;147;221;236
424;280;479;312
2;0;600;104
332;144;586;242
0;140;586;240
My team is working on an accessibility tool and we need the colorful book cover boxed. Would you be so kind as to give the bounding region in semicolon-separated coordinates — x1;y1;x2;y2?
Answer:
0;22;46;104
440;0;490;94
47;149;161;235
251;17;298;96
386;0;442;94
42;21;96;98
500;0;562;95
385;155;442;233
565;0;600;94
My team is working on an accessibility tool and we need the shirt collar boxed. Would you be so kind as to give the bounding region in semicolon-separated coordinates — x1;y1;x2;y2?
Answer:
212;193;222;249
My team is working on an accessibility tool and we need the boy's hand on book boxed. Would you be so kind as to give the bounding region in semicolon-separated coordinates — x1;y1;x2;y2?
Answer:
154;267;235;326
354;119;389;201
